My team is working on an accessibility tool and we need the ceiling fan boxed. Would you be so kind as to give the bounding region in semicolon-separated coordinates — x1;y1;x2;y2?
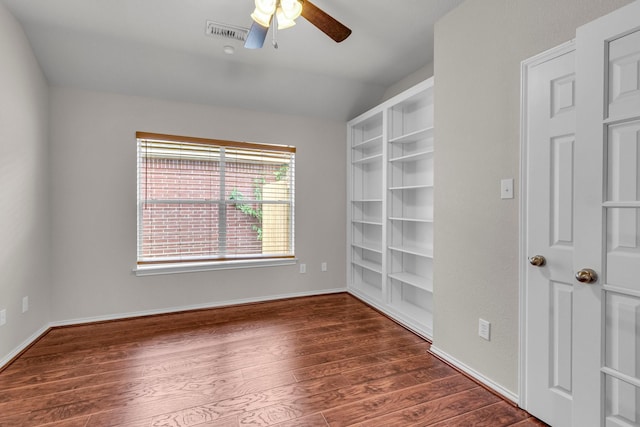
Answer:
244;0;352;49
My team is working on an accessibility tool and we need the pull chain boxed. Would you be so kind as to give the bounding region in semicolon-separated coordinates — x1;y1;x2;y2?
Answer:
271;7;279;49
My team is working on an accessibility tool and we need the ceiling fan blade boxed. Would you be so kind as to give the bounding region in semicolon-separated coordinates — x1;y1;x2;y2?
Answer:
244;21;269;49
301;0;351;43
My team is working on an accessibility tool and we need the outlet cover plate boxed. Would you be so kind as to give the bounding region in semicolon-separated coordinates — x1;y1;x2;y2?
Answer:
501;178;514;199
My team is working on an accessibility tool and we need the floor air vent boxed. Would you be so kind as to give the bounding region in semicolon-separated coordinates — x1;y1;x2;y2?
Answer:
206;21;249;42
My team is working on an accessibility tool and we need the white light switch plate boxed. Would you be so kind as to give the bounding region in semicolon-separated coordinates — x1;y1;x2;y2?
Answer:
479;318;491;341
501;178;514;199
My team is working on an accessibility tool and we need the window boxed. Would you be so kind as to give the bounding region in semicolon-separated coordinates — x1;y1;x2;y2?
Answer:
136;132;295;272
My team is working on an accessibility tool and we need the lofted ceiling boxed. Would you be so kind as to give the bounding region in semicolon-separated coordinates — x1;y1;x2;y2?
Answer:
2;0;464;120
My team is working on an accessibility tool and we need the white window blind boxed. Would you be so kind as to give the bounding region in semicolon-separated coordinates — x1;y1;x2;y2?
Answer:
136;132;295;265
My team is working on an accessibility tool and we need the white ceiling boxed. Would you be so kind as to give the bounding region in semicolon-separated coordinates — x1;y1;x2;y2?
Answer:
2;0;464;120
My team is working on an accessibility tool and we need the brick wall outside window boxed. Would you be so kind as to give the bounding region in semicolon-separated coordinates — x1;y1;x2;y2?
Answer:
140;157;284;259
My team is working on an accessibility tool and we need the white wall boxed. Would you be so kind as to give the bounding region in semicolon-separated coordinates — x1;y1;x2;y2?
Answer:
0;2;51;363
48;88;347;323
433;0;632;395
380;62;434;103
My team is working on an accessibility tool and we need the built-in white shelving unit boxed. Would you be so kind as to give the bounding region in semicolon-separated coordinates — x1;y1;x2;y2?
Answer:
347;78;434;338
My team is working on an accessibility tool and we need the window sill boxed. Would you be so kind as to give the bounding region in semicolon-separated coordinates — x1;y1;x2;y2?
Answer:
133;258;298;276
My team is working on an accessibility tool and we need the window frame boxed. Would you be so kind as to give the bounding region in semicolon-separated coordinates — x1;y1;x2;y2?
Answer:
134;132;296;276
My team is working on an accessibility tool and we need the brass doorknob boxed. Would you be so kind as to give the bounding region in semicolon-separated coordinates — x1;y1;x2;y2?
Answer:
529;255;546;266
575;268;598;284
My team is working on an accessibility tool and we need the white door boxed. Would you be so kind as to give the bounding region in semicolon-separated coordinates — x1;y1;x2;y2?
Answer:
523;42;576;427
524;2;640;426
574;2;640;425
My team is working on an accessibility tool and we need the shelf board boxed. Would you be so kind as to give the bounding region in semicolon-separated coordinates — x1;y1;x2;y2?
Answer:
352;198;383;203
352;153;383;165
352;259;383;274
389;184;433;191
352;280;384;299
602;201;640;208
388;245;434;258
389;127;434;144
352;135;383;149
388;272;433;293
389;149;434;163
389;217;433;223
352;219;383;226
388;298;433;331
352;242;383;254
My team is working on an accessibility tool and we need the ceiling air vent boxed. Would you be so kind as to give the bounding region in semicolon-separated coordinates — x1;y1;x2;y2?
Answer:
205;21;249;42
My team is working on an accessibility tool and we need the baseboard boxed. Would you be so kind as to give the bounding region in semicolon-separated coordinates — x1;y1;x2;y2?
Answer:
429;345;519;404
0;324;51;371
1;287;346;370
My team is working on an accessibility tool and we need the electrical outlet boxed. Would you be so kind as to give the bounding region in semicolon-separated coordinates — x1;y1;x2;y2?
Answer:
299;263;306;274
501;178;514;199
0;309;6;326
22;296;29;313
321;262;327;272
479;318;491;341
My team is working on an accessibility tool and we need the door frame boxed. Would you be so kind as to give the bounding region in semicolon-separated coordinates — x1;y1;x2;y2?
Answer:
518;39;576;411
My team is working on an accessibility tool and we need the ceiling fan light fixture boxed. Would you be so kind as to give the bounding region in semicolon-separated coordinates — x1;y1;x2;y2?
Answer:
279;0;302;20
244;0;351;49
254;0;276;15
250;8;272;27
275;7;296;29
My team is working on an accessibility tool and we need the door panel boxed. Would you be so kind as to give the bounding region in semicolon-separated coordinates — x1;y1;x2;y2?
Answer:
574;2;640;425
607;121;640;203
608;30;640;120
606;206;640;289
524;44;576;427
605;293;640;378
551;281;573;395
606;121;640;290
604;293;640;427
552;135;575;246
605;376;640;427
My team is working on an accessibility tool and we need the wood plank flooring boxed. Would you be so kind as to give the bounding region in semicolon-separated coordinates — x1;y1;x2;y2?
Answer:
0;293;547;426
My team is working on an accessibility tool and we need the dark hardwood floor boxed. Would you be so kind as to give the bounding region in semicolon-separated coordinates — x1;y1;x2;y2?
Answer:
0;293;546;426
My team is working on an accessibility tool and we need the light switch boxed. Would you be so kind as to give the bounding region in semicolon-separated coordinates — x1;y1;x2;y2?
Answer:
479;318;491;341
501;178;514;199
